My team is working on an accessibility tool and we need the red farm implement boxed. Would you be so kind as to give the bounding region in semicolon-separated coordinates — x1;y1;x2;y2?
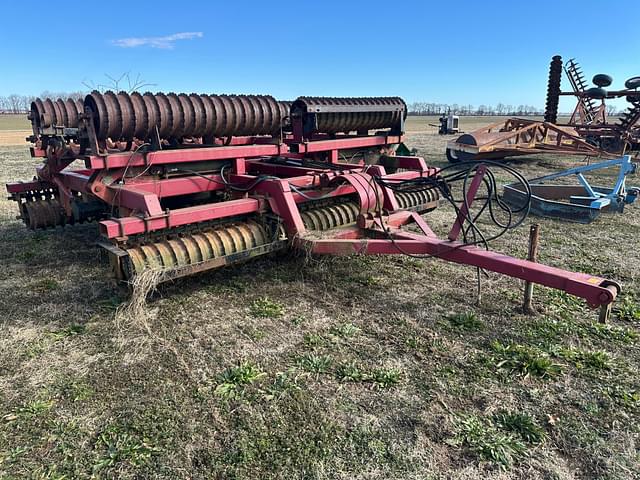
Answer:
6;90;620;316
446;56;640;162
445;117;602;162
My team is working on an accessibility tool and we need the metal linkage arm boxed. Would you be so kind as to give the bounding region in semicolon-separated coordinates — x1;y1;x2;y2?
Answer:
303;231;618;308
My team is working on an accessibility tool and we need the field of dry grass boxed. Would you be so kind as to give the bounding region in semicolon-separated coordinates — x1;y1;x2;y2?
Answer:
0;114;30;147
0;116;639;479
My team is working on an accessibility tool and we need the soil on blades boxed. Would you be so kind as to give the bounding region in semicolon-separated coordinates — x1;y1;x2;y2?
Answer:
0;116;639;479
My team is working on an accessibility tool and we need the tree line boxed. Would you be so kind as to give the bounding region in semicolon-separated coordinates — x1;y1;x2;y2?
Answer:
0;92;85;114
407;101;621;116
408;102;545;116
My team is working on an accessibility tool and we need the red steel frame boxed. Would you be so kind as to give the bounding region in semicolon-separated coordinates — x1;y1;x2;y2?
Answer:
6;131;619;310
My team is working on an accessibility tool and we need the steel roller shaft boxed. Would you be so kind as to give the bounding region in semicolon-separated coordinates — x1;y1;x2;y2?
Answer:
84;91;291;141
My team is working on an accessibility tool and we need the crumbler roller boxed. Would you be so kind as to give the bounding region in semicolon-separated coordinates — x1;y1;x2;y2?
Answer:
6;89;621;318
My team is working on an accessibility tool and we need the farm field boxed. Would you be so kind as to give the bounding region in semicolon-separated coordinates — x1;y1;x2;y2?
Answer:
0;114;30;146
0;115;639;479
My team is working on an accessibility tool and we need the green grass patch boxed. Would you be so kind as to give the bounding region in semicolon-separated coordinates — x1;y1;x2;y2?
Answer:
491;341;561;379
250;297;285;318
3;399;54;422
370;368;402;389
334;363;402;389
543;289;587;321
53;376;94;402
30;278;60;292
297;353;332;374
554;347;612;372
603;385;640;409
584;322;638;344
447;311;484;331
524;316;638;346
215;361;267;398
330;322;361;338
492;411;546;444
336;361;366;382
303;332;326;348
265;369;303;399
615;296;640;322
49;324;85;340
93;425;160;473
449;414;527;469
404;333;423;350
0;113;30;130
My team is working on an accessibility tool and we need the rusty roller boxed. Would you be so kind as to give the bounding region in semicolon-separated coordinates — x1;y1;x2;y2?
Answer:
301;202;360;231
29;97;84;131
21;198;66;229
544;55;563;124
124;221;270;278
291;97;407;135
395;188;440;210
84;91;290;141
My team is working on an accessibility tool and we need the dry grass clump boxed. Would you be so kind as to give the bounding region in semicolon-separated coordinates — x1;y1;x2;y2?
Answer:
114;268;164;335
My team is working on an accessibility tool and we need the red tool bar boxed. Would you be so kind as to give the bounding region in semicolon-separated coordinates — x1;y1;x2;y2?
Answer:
58;171;91;193
6;179;53;194
246;158;364;177
99;198;262;238
107;185;164;216
293;135;403;153
124;174;226;197
247;162;328;177
86;144;288;169
289;184;357;202
305;234;616;308
394;155;431;171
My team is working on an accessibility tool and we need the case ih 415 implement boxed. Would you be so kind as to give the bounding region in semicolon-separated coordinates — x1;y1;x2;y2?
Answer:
6;91;620;317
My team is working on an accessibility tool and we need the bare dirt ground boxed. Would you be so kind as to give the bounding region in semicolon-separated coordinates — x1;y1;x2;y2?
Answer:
0;116;639;479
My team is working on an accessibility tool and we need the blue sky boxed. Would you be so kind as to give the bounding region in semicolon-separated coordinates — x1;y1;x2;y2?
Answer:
1;0;638;111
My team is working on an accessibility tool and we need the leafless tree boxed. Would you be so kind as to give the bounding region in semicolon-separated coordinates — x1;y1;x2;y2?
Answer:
82;72;156;93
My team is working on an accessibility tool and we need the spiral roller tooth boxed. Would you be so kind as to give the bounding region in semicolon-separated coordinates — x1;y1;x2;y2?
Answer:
30;97;84;131
21;198;66;229
291;96;407;134
84;91;288;141
300;202;359;231
395;188;439;210
123;221;270;278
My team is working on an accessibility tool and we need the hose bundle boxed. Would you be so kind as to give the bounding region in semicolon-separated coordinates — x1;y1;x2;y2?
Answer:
374;161;532;249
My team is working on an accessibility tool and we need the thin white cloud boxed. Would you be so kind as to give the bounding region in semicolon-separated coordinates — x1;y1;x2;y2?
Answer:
111;32;203;49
